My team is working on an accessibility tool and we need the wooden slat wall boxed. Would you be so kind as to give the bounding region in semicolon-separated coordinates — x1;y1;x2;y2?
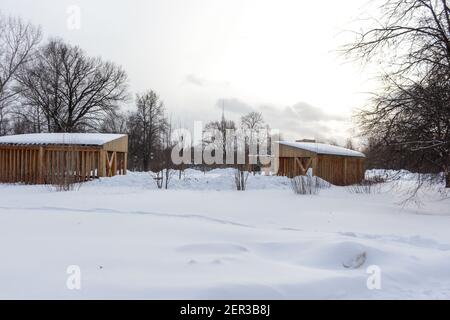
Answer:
0;145;128;185
278;157;314;178
316;155;364;186
278;155;365;186
0;147;39;184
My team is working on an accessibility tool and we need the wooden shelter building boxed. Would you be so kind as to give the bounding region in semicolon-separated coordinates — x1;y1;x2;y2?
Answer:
0;133;128;184
276;141;365;186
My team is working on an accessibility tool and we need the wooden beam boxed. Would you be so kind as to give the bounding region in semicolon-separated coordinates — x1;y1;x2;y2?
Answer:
112;152;117;176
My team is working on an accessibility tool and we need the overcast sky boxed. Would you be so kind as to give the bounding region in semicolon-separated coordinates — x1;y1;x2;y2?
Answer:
1;0;378;144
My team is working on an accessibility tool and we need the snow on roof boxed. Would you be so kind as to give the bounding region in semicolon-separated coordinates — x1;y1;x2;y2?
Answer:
278;141;365;158
0;133;126;146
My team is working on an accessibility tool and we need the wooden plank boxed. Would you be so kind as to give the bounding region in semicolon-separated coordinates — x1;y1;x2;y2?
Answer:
123;152;127;175
111;152;117;177
91;151;95;178
86;151;91;180
38;147;44;184
80;151;84;181
0;149;2;181
0;149;3;181
343;158;347;185
106;152;112;177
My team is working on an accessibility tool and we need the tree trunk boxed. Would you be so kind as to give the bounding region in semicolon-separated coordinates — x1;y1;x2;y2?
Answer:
444;165;450;188
143;158;149;172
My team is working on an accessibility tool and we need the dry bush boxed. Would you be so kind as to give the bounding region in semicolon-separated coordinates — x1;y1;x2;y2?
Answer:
49;146;83;192
291;175;330;195
52;173;81;192
346;175;386;194
235;165;249;191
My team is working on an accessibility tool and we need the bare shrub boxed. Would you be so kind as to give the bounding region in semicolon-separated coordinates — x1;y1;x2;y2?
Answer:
291;175;329;195
346;175;386;194
52;172;81;192
150;167;175;190
47;141;84;192
235;165;249;191
50;150;82;192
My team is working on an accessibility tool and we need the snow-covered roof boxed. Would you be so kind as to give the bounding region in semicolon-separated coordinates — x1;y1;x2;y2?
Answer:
278;141;365;158
0;133;126;146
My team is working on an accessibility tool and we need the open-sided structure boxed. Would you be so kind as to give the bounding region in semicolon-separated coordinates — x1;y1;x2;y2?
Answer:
277;141;365;186
0;133;128;184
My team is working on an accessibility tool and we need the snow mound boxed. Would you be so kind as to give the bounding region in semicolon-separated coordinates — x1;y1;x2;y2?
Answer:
254;240;385;270
177;243;249;254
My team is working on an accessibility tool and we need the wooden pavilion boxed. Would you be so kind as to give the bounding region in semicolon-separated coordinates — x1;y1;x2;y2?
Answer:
276;141;365;186
0;133;128;184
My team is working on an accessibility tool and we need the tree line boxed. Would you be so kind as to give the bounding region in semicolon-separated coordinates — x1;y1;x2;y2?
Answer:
2;1;449;189
0;13;270;189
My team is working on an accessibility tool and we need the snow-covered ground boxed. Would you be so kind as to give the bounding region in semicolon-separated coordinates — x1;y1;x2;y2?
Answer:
0;169;449;299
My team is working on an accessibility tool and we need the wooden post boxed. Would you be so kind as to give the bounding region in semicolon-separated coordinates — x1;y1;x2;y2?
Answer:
86;151;91;180
38;147;44;184
123;152;128;175
81;151;85;181
112;152;117;176
343;157;348;185
311;156;318;177
0;149;2;182
98;150;106;177
8;149;12;182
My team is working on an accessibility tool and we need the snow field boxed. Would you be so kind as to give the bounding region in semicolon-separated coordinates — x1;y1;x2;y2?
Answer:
0;169;449;299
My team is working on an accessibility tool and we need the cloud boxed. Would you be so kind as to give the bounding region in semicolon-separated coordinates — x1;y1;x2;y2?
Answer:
185;74;206;86
203;98;351;143
258;102;351;142
184;74;230;88
215;98;254;114
292;102;345;122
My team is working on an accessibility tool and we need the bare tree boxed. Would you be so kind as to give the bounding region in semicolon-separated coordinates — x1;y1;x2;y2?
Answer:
241;111;264;131
241;111;265;174
128;90;168;171
151;117;175;189
0;15;41;135
16;39;128;133
345;138;355;150
100;110;128;133
360;74;450;186
343;0;450;188
342;0;450;78
204;111;236;166
0;99;11;135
